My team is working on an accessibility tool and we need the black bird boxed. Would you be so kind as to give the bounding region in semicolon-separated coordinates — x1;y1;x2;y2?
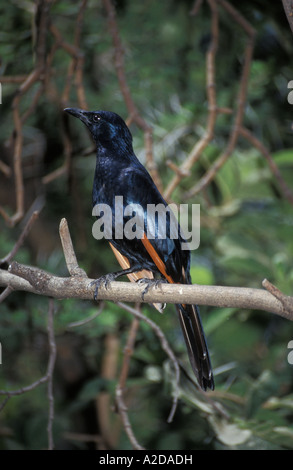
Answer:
64;108;214;391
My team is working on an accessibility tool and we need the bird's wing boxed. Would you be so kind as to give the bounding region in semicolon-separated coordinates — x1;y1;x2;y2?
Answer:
120;166;187;282
109;242;165;313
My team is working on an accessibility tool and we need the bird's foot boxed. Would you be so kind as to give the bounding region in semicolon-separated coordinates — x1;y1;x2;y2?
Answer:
137;277;168;300
90;273;117;301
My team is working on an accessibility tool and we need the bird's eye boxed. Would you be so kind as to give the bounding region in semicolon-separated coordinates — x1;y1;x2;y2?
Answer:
93;114;101;122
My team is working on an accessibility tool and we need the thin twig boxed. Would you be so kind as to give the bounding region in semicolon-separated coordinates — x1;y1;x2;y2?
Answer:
118;315;140;390
115;384;145;450
0;75;28;83
239;126;293;206
0;375;49;397
101;0;163;192
43;1;88;185
67;302;105;328
0;211;39;265
0;0;53;226
96;333;121;449
59;218;87;277
164;0;219;200
0;397;11;412
185;0;256;199
117;302;180;423
0;296;58;439
0;286;13;303
0;160;11;177
262;279;293;319
190;0;203;16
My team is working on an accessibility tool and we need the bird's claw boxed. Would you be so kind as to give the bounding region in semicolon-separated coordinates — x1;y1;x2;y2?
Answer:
90;273;116;301
137;277;168;300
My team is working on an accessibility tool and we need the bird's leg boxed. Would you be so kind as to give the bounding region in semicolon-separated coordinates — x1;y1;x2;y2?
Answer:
90;265;142;301
137;277;168;300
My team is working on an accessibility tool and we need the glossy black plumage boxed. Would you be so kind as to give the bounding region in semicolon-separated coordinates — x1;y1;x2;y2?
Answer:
65;107;214;391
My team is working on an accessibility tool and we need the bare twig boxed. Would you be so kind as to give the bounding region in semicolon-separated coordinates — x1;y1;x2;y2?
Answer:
114;308;156;447
262;279;293;318
67;302;105;328
164;0;219;200
59;218;87;277
0;1;53;226
0;0;89;203
190;0;203;16
62;431;103;445
101;0;163;193
0;298;57;426
0;375;49;398
0;211;39;266
0;397;11;412
0;286;13;304
42;0;88;186
116;302;181;424
0;75;28;83
0;160;11;177
64;0;88;109
115;384;145;450
185;0;256;199
0;297;57;450
0;210;39;303
96;333;121;449
118;315;141;391
239;126;293;206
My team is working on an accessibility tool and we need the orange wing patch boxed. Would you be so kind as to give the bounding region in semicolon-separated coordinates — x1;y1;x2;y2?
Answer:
141;234;188;309
141;233;174;284
109;242;165;313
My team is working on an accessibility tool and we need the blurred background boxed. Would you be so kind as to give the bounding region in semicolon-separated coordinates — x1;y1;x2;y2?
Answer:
0;0;293;450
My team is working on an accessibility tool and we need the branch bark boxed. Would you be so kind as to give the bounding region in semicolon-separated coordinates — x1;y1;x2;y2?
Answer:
1;261;293;321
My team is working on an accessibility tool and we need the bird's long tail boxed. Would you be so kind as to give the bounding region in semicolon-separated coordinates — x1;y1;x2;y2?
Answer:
176;302;214;391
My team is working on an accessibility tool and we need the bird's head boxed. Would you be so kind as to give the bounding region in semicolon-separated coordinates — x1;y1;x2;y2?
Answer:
64;108;133;153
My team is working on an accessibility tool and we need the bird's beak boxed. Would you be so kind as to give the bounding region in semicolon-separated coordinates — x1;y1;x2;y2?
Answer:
64;107;90;126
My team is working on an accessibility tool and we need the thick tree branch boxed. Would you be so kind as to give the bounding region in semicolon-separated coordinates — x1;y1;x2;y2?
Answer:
1;261;293;321
282;0;293;34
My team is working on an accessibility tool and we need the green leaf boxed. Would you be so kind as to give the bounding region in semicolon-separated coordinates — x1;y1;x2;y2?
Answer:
189;264;214;285
272;149;293;165
204;308;238;335
208;416;252;447
246;370;279;418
